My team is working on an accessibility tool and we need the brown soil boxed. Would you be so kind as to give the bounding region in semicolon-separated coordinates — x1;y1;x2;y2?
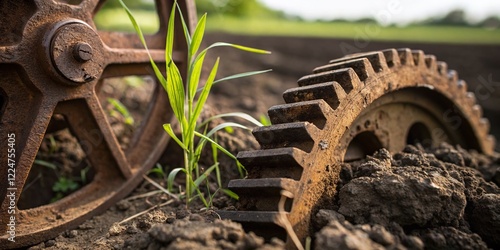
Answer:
26;33;500;249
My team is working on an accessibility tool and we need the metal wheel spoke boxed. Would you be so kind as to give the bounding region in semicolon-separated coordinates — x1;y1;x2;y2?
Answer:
34;0;55;9
55;95;133;179
102;48;166;77
0;96;56;232
102;47;184;77
80;0;103;13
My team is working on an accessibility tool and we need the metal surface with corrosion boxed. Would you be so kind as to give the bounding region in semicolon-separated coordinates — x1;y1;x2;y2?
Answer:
0;0;196;248
219;49;496;247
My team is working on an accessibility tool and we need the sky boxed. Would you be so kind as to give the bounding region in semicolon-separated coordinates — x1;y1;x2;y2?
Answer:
258;0;500;24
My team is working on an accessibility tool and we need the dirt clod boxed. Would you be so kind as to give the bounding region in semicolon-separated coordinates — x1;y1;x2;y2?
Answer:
470;193;500;248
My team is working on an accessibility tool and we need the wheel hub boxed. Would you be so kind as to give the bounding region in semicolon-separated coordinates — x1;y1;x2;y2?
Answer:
45;20;104;85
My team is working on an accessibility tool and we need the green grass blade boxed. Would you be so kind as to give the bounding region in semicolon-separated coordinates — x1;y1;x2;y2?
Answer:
34;159;57;170
206;42;270;54
107;98;134;126
174;1;191;48
196;69;272;93
221;188;239;200
228;43;271;54
117;0;148;50
165;2;176;62
196;130;246;177
205;122;250;138
194;189;209;207
166;59;185;124
167;66;184;120
211;139;222;187
148;164;165;178
190;58;219;132
199;112;264;128
212;69;272;85
188;52;206;102
193;122;248;161
190;14;206;58
117;0;167;95
194;131;237;162
163;124;187;150
260;114;272;126
167;167;185;192
193;163;217;189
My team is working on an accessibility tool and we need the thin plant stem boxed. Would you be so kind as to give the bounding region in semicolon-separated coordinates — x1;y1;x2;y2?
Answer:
118;199;174;225
143;175;179;201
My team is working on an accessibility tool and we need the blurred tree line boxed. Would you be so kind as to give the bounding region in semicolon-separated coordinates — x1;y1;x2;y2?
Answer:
323;9;499;29
100;0;155;11
194;0;284;19
418;9;500;29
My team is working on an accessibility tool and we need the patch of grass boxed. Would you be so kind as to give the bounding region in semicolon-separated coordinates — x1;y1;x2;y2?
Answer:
118;0;270;206
107;97;134;126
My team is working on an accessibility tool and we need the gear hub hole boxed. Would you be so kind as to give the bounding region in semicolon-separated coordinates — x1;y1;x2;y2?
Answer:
344;131;383;162
406;122;432;148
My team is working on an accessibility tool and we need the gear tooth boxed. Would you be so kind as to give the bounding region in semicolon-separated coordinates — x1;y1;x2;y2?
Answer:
228;178;299;198
283;82;346;110
328;51;376;64
448;70;459;83
487;135;496;150
237;148;306;180
268;100;332;129
228;178;298;212
329;51;388;72
382;48;401;68
472;104;483;118
218;211;282;224
253;122;319;152
314;58;375;82
437;62;448;76
298;68;362;93
411;50;426;66
480;118;490;131
397;48;415;66
218;211;286;239
466;92;477;106
424;55;437;71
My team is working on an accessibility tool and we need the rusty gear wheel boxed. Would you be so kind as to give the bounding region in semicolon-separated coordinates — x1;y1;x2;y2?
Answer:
0;0;195;248
219;48;495;246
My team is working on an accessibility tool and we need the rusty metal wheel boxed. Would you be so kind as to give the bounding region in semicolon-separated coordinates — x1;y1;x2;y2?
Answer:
0;0;196;248
219;49;496;246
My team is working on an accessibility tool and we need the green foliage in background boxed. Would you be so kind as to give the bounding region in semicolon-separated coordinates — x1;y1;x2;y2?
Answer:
196;0;284;19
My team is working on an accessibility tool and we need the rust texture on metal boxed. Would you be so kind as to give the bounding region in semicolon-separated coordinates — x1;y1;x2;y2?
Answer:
0;0;196;248
219;49;496;247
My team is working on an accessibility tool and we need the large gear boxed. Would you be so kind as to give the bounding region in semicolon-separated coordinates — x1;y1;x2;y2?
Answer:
219;48;495;245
